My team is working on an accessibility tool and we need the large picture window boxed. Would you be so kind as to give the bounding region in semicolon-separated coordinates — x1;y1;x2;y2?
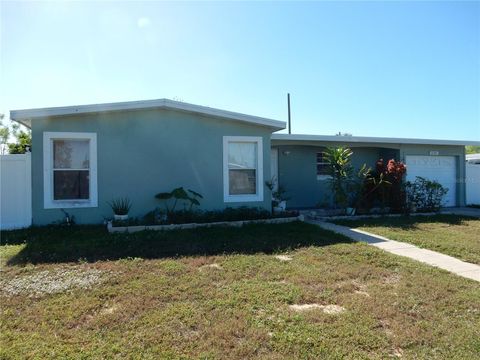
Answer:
223;136;263;202
44;132;97;208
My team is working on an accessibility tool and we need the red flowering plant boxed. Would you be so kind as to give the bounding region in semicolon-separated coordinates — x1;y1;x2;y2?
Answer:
367;158;407;211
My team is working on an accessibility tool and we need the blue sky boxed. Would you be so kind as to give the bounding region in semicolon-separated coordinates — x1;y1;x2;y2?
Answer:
1;1;479;140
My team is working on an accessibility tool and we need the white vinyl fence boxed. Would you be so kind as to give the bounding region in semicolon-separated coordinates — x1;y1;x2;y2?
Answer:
0;153;32;230
466;163;480;205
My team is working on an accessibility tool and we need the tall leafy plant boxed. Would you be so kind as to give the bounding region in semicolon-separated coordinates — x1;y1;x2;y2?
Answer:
347;164;391;211
323;147;353;209
155;187;203;213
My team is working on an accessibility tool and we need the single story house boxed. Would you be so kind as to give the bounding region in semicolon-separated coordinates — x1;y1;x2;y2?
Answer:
10;99;480;225
271;134;477;209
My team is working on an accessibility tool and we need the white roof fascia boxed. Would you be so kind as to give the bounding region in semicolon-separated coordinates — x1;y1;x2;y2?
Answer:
271;133;480;147
10;99;286;131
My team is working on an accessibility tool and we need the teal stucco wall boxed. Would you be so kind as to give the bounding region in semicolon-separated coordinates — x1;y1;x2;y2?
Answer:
274;145;383;208
31;109;273;225
272;142;466;209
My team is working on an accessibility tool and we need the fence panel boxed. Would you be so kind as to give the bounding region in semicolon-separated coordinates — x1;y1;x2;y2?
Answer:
0;153;32;230
466;163;480;205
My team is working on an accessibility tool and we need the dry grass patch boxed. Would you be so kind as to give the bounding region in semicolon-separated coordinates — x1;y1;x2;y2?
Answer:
0;265;111;297
274;255;293;261
289;304;346;314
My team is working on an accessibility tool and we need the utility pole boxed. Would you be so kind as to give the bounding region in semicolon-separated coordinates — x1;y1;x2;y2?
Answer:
287;93;291;134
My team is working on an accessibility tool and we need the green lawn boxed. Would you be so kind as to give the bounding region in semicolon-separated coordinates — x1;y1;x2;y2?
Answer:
1;222;479;359
334;215;480;265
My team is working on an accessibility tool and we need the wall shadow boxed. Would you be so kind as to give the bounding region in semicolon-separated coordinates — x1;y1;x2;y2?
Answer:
2;221;352;266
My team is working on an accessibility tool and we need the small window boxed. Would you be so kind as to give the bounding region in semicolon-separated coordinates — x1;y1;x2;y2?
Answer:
44;132;98;208
316;152;331;179
223;136;263;202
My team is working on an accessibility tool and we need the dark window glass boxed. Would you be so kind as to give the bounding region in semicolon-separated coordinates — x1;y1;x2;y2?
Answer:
53;140;90;169
229;169;256;195
316;152;330;176
53;170;89;200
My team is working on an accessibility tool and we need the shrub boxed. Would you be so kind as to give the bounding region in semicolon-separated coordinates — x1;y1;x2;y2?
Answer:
138;207;298;226
405;176;448;212
364;158;406;211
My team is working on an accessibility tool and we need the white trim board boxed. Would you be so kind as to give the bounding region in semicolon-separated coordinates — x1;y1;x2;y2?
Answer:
43;132;98;209
11;99;285;131
272;133;480;147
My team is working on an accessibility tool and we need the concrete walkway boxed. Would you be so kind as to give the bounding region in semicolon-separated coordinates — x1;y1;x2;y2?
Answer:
309;220;480;282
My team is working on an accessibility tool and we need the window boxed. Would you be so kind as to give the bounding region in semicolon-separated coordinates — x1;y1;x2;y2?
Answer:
43;132;97;208
223;136;263;202
316;151;331;179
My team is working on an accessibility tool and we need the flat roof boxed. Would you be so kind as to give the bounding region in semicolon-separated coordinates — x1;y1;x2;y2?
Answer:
271;133;480;146
10;98;286;131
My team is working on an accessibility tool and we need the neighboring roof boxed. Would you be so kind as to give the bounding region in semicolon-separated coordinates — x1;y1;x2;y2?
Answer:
10;98;286;131
271;133;480;147
466;153;480;162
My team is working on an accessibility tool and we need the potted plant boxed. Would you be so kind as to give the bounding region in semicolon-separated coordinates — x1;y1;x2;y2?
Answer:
108;198;132;221
273;186;289;212
266;178;290;213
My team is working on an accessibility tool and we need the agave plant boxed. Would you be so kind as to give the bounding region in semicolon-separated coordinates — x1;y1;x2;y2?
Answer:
108;198;132;215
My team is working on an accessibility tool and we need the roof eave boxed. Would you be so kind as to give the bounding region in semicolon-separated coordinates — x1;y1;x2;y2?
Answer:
10;99;285;131
271;134;480;147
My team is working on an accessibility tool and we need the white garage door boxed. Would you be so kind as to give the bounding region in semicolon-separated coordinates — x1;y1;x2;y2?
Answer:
405;155;457;207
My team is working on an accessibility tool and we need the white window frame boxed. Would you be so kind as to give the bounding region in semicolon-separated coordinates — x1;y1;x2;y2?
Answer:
223;136;264;203
316;151;331;180
43;132;98;209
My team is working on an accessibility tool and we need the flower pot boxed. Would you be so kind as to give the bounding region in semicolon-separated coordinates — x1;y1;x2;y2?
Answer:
346;207;356;216
278;201;287;211
114;214;129;221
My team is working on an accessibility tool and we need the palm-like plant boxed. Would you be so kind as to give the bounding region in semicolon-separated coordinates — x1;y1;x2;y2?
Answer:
186;189;203;210
323;147;354;209
155;187;203;213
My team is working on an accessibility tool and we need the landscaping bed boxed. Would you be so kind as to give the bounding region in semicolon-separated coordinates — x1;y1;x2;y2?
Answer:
109;206;301;233
109;214;303;233
333;214;480;265
1;222;479;359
